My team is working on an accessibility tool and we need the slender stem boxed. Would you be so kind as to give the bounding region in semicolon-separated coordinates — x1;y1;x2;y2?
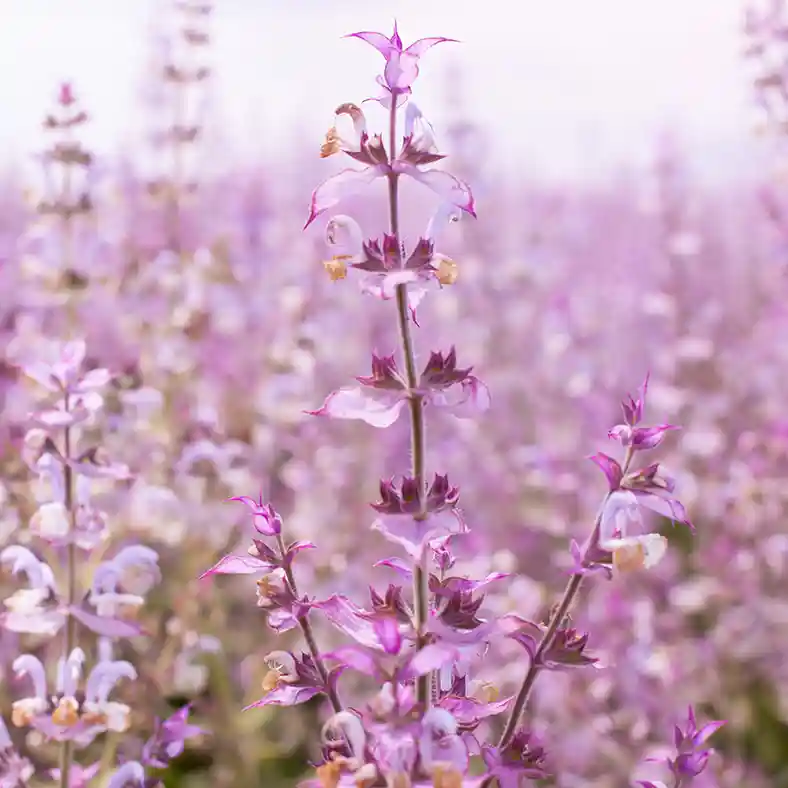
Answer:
59;415;77;788
387;96;431;707
59;137;78;788
276;536;342;713
482;449;636;786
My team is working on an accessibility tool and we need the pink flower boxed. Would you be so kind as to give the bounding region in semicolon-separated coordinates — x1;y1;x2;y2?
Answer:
306;349;490;429
321;201;462;318
346;22;456;101
305;103;474;228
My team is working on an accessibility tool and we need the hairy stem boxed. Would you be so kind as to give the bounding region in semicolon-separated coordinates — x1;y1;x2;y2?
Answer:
485;448;635;782
276;536;342;713
387;97;431;708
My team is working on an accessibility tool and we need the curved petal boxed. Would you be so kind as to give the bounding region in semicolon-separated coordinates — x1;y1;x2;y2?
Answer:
69;606;144;638
405;36;459;57
244;684;321;709
400;166;476;216
304;167;384;229
402;643;457;679
325;645;381;676
306;387;407;429
199;553;273;579
345;31;399;57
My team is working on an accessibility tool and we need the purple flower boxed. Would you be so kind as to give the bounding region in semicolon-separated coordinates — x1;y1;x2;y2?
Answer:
142;705;203;768
607;373;680;450
306;349;489;429
346;22;457;100
370;475;467;560
321;202;461;315
305;102;474;228
481;729;549;787
246;651;343;710
665;706;726;781
590;454;692;530
228;493;283;536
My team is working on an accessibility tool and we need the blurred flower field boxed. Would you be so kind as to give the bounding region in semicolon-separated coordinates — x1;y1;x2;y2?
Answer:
2;1;788;787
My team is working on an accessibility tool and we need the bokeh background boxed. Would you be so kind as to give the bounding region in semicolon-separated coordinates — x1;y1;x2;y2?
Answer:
2;0;788;786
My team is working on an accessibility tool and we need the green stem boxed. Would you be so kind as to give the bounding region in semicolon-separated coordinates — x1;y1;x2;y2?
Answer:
387;97;430;708
482;448;635;786
276;536;342;713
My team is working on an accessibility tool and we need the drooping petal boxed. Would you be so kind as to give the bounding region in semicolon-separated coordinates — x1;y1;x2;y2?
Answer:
325;645;381;677
429;376;491;419
318;595;381;649
306;387;407;429
304;167;384;229
244;685;322;709
372;509;466;561
69;606;144;638
199;554;274;579
402;643;458;679
399;165;476;216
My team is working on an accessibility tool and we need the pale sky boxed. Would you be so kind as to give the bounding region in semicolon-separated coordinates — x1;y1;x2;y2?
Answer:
0;0;762;184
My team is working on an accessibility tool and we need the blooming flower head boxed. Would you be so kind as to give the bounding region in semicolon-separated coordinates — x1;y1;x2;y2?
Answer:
307;349;489;430
306;101;474;228
598;491;669;574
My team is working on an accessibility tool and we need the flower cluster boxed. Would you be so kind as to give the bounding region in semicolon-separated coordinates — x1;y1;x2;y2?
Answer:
200;22;726;788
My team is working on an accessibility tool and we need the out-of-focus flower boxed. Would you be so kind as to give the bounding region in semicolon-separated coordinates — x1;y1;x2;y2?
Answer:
11;648;136;744
141;705;203;768
481;729;549;787
0;715;34;787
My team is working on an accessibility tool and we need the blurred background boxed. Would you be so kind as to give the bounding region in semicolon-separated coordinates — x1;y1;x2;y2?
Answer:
2;0;788;786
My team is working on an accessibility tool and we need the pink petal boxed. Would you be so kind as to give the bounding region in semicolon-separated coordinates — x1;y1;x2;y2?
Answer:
325;645;381;676
199;554;273;579
402;643;457;678
372;509;466;561
374;557;413;579
384;50;420;91
68;606;144;638
76;368;112;390
244;685;321;709
399;166;476;216
589;452;623;491
306;387;407;429
318;595;381;648
267;609;299;633
304;167;384;229
345;31;399;57
404;37;458;57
